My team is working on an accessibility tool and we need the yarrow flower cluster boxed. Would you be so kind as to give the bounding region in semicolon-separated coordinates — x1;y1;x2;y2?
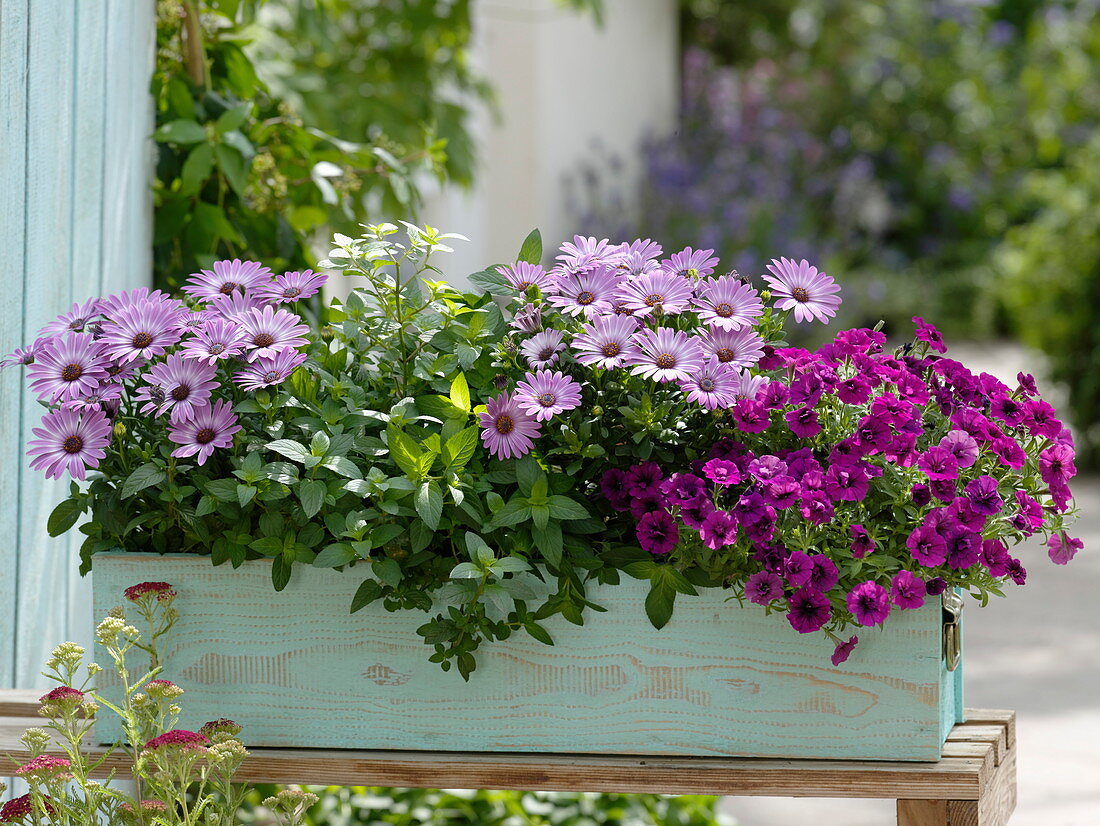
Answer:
5;262;322;478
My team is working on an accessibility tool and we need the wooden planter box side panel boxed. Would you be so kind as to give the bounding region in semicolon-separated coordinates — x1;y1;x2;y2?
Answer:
93;554;963;761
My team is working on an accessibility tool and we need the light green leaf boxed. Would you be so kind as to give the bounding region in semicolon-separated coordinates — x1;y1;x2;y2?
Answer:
180;143;214;196
493;556;530;574
490;498;531;528
266;439;311;463
155;118;206;144
532;522;563;568
321;456;361;478
517;228;543;264
449;373;471;412
415;480;443;530
236;484;257;507
449;561;482;579
442;426;478;471
214;102;251;135
314;543;356;568
386;425;425;480
47;498;83;537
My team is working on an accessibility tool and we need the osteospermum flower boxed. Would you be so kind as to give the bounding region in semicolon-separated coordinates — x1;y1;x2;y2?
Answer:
626;327;706;383
478;391;541;459
697;327;765;369
555;235;617;271
209;291;267;321
572;315;640;369
510;303;542;334
730;369;766;401
1;337;51;369
180;318;247;364
182;259;273;303
547;265;622;318
519;329;566;369
38;297;102;337
62;382;123;412
136;355;219;421
98;287;174;316
236;305;309;362
763;257;842;323
233;349;308;392
100;299;183;363
497;262;554;293
693;276;764;330
616;270;695;317
27;407;111;480
664;247;719;280
168;400;242;465
680;359;740;409
26;332;109;402
256;270;328;304
514;371;583;421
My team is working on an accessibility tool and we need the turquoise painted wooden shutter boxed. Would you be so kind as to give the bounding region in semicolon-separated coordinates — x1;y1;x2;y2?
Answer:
0;0;155;691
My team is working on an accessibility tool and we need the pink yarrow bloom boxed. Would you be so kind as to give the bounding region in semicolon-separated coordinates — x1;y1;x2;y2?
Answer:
26;332;109;403
255;270;327;304
182;259;273;303
169;400;242;465
514;370;583;421
238;305;309;361
693;275;764;330
478;391;541;459
144;729;210;752
27;407;111;480
626;327;706;383
763;257;842;323
124;581;176;601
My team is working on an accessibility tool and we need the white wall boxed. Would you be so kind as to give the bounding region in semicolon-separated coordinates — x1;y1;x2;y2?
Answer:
423;0;679;283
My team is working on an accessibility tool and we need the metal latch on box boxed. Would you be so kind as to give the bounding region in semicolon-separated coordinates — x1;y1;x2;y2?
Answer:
942;591;964;671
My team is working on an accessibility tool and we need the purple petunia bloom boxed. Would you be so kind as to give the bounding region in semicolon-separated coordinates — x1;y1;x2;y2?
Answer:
38;298;102;337
478;391;541;459
232;349;308;391
168;399;242;466
783;551;814;588
1039;443;1076;487
600;468;632;511
831;635;859;666
890;570;927;610
637;510;679;555
617;270;695;317
731;398;770;433
515;370;583;421
944;528;981;570
26;333;109;403
680;497;716;529
786;405;822;438
939;430;979;468
135;354;219;422
625;462;664;496
693;275;763;331
835;375;872;405
572;315;639;369
238;306;309;362
912;316;947;353
763;257;842;324
787;588;831;634
825;463;870;502
661;473;707;506
808;555;839;592
497;262;555;293
664;247;719;279
847;581;890;626
850;524;875;558
630;492;666;520
907;525;947;566
100;299;183;363
745;570;783;605
697;326;765;369
520;329;567;369
1047;532;1083;565
626;327;706;383
699;509;738;549
180;318;248;364
255;270;328;304
680;359;741;409
702;458;740;486
182;259;273;303
1;336;51;369
964;475;1004;516
547;265;622;319
800;491;835;524
918;446;959;481
27;406;112;480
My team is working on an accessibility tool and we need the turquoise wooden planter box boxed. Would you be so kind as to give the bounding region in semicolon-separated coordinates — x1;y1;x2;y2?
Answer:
93;553;963;761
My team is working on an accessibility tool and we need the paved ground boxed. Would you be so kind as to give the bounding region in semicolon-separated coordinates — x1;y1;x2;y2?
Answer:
723;343;1100;825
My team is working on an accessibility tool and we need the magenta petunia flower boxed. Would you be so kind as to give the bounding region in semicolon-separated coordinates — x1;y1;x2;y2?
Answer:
907;525;947;566
890;570;927;610
1047;532;1083;565
680;359;741;409
912;316;947;353
699;510;738;549
1039;443;1076;487
209;291;268;321
255;270;328;304
168;399;242;465
478;391;541;459
763;257;842;323
847;581;890;626
625;462;664;496
660;473;707;506
745;570;783;605
626;327;706;383
664;246;719;280
233;349;308;391
964;475;1004;517
831;635;859;666
515;370;583;421
939;430;979;468
180;318;248;364
238;305;309;361
547;265;622;318
572;315;640;369
637;510;679;555
787;588;831;633
100;300;183;363
697;327;765;369
496;262;554;293
519;329;567;369
808;555;839;592
26;332;109;402
182;259;273;303
38;297;102;337
27;406;112;480
850;524;876;558
917;446;959;481
135;354;219;422
786;405;822;438
1;336;51;369
617;270;695;317
693;275;764;330
702;458;740;486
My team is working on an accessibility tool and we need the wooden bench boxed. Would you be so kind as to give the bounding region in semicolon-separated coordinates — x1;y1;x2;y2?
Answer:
0;692;1016;825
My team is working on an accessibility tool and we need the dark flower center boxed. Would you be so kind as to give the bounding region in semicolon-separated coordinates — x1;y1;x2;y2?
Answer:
538;347;557;361
262;370;280;383
644;293;664;306
716;347;735;363
655;353;676;369
576;290;596;305
282;287;302;299
62;435;83;454
131;332;153;348
170;384;190;401
68;318;87;331
601;342;621;358
537;392;557;407
107;364;123;376
19;353;35;365
61;363;83;382
252;333;275;347
219;282;240;294
715;302;734;317
791;286;811;303
699;378;716;392
195;427;216;445
495;414;514;435
208;343;226;354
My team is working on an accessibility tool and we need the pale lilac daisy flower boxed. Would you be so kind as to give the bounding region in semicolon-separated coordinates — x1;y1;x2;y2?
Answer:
180;318;247;364
519;329;566;368
233;349;308;391
572;315;640;369
763;257;842;324
510;303;542;334
693;275;764;330
555;235;617;271
135;354;219;421
515;371;583;421
103;359;139;384
208;291;267;321
547;265;622;318
62;382;122;411
256;270;328;304
478;391;541;459
100;300;183;363
680;359;741;409
617;271;694;317
627;327;706;383
182;259;273;303
27;333;110;402
38;298;102;337
27;406;112;480
731;369;767;400
615;238;663;263
168;399;241;465
614;244;663;278
173;309;218;333
664;247;719;280
698;327;766;369
238;305;309;361
496;262;554;293
98;288;175;316
1;337;51;369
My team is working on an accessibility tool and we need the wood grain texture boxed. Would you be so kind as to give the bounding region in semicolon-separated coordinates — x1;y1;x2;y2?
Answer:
93;553;964;760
